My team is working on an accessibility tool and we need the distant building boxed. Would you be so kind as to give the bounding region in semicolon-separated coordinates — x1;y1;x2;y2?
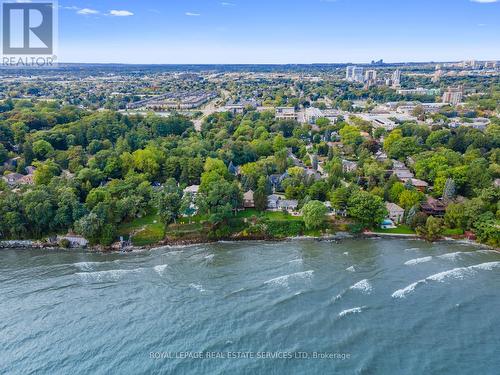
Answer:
392;69;401;88
397;88;441;96
305;107;323;124
223;104;244;115
346;66;354;80
275;107;297;121
346;66;364;83
364;70;377;87
442;87;463;105
342;160;358;173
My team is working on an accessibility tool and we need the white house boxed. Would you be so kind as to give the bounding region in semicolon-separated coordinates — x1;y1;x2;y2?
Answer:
183;185;200;196
267;194;299;213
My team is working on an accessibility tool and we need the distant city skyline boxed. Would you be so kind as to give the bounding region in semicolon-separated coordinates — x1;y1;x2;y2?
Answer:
55;0;500;64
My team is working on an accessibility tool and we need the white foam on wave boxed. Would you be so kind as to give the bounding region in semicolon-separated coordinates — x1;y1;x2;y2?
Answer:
391;281;424;299
76;268;142;282
338;306;365;317
392;261;500;299
343;252;349;255
264;270;314;288
472;261;500;271
189;283;206;292
289;259;303;265
404;256;433;266
349;279;373;294
437;252;465;261
346;266;355;272
154;264;168;275
204;254;215;261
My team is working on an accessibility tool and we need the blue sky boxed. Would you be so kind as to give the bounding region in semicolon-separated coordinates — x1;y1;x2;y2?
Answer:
56;0;500;64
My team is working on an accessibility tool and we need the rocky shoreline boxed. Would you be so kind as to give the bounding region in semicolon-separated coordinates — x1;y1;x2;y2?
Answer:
1;232;497;252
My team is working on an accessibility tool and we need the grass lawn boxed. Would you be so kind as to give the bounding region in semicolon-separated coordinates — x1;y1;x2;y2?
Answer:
236;209;303;221
443;228;464;236
374;225;416;235
117;214;165;246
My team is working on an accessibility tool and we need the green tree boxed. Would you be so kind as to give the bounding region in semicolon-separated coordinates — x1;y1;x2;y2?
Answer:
302;200;327;230
417;216;444;241
398;189;424;210
254;176;269;211
33;160;60;185
156;179;182;228
32;139;54;160
347;190;387;228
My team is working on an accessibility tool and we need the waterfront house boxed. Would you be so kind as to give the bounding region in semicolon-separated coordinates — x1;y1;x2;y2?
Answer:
267;194;298;214
277;199;299;213
421;197;446;217
267;194;281;210
385;202;405;224
243;190;255;208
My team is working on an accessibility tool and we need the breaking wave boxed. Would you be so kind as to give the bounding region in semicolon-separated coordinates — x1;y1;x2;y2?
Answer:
154;264;168;275
349;279;372;294
392;261;500;299
264;270;314;288
338;306;365;317
346;266;355;272
404;256;433;266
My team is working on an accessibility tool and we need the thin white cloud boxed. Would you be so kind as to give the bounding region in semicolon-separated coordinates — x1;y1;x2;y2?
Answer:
77;8;99;15
109;10;134;17
221;2;235;6
470;0;499;3
185;12;201;16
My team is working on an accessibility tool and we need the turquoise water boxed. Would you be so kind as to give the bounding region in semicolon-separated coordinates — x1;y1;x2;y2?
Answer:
1;239;499;374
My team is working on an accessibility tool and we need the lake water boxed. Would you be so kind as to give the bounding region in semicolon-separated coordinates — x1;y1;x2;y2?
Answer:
1;239;499;374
